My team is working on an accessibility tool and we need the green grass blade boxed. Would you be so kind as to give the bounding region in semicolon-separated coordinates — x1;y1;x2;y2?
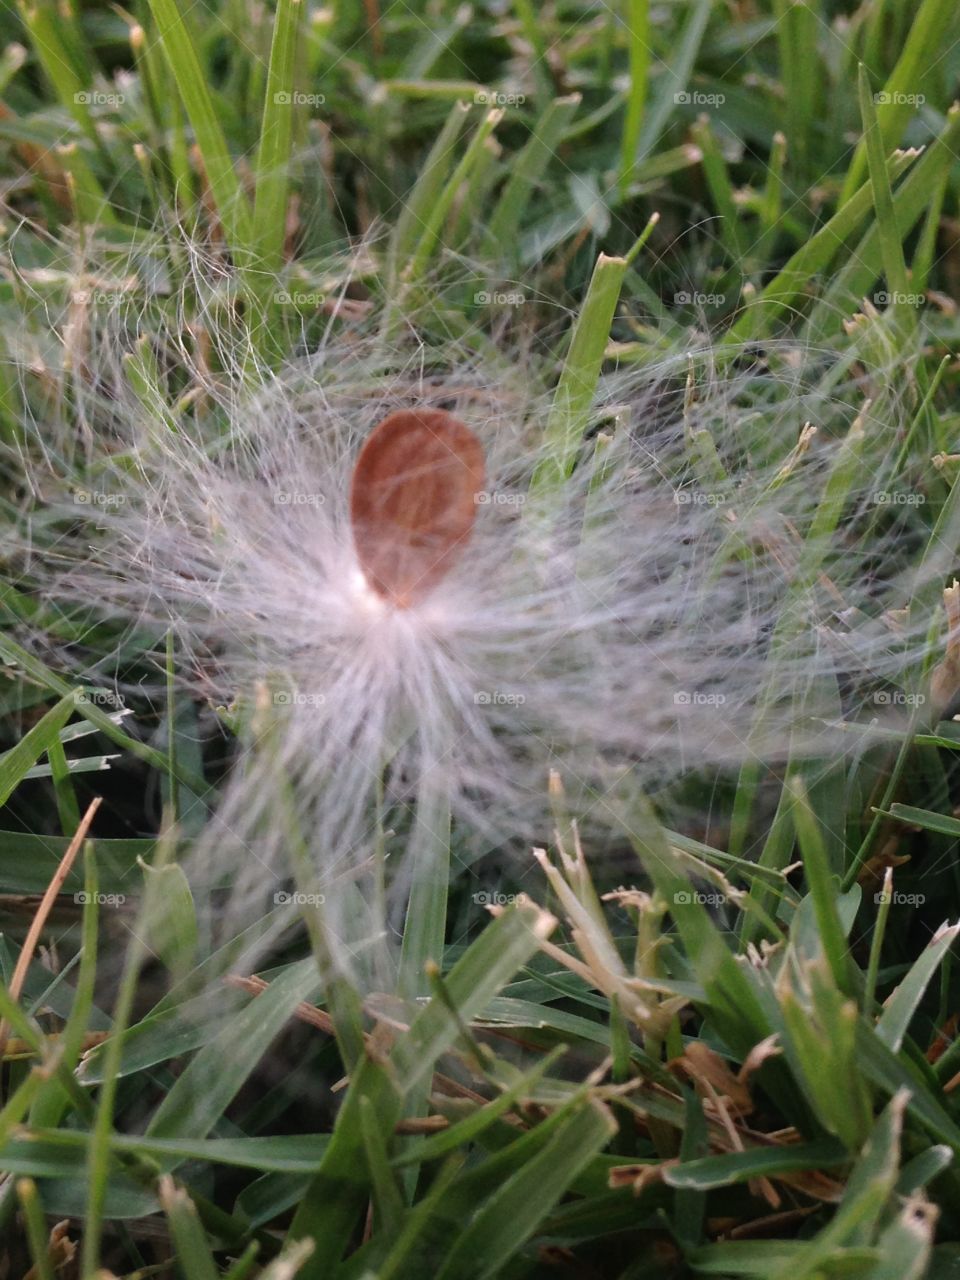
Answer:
787;776;854;996
435;1099;616;1280
287;903;554;1275
399;789;451;997
146;0;253;260
0;691;78;809
487;94;580;248
634;0;711;162
618;0;650;196
252;0;301;275
159;1178;221;1280
729;148;918;342
876;922;959;1053
806;103;960;338
530;251;628;494
388;101;470;281
857;63;909;313
402;107;503;285
0;636;207;795
146;957;319;1148
840;0;959;202
17;1179;55;1280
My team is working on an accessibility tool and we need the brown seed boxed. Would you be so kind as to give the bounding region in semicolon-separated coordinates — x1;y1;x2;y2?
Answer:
350;408;485;607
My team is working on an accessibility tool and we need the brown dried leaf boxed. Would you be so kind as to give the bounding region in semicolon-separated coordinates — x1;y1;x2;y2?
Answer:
927;1014;958;1064
609;1159;678;1193
23;1219;75;1280
671;1040;753;1115
737;1034;781;1085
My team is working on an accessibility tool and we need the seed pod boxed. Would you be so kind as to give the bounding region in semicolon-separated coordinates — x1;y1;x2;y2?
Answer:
350;408;486;607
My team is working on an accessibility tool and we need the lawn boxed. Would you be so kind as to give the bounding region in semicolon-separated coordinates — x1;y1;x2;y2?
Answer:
3;0;960;1276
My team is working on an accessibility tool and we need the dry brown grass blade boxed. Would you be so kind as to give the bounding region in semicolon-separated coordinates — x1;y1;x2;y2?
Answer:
0;796;101;1055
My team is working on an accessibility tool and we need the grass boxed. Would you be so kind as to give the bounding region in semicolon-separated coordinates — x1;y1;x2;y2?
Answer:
2;0;960;1276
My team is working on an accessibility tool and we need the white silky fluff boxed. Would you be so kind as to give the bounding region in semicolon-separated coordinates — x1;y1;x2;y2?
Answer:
15;255;942;988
